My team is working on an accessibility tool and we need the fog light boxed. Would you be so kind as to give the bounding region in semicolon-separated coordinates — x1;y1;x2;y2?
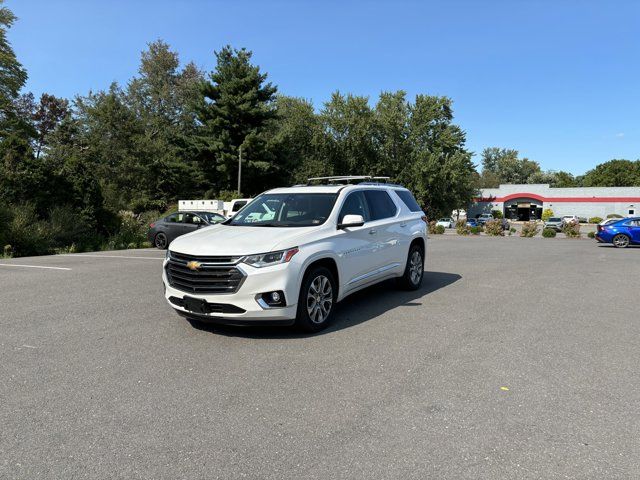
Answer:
258;290;286;308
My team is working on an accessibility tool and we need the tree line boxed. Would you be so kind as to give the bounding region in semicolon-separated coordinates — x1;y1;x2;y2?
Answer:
0;1;636;256
476;148;640;188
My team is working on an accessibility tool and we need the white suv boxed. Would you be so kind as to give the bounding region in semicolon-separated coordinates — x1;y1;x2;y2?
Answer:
162;179;427;332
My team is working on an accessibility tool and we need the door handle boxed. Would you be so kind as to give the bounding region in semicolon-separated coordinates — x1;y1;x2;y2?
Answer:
368;229;377;235
400;223;407;228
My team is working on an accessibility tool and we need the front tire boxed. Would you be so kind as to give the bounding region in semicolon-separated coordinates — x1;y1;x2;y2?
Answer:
612;234;630;248
295;266;337;333
398;243;424;290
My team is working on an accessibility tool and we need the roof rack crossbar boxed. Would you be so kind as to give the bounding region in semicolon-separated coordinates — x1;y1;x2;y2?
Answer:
306;175;394;186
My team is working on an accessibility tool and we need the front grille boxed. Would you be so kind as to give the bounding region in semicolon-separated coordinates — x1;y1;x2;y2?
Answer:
169;251;244;264
166;251;246;294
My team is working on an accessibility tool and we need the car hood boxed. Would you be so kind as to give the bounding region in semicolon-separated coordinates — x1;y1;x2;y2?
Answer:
168;224;320;256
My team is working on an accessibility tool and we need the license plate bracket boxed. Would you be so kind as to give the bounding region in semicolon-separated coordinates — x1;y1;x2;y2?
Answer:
183;296;208;314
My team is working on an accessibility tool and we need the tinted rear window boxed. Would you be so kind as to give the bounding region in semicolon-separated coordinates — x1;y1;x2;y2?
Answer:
364;190;397;220
395;190;422;212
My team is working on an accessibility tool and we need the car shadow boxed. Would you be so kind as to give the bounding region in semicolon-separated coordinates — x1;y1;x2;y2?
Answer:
187;271;461;338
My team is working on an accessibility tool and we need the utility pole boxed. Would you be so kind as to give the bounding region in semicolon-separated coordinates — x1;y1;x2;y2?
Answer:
237;145;242;196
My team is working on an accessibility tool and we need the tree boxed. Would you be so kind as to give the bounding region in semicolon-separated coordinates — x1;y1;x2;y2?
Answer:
268;95;329;184
479;147;541;186
197;46;277;194
0;0;27;135
400;95;476;218
126;40;205;206
582;159;640;187
32;93;69;158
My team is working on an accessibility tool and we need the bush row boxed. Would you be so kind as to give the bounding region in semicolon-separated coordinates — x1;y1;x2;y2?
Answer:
0;203;153;258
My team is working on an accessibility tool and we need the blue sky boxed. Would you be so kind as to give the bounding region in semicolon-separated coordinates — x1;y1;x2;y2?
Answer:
9;0;639;175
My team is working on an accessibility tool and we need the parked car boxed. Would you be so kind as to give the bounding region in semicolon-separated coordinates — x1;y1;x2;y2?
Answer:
544;217;565;231
148;211;226;249
466;218;479;227
436;217;455;228
562;215;580;225
477;213;494;225
162;177;428;332
595;217;640;248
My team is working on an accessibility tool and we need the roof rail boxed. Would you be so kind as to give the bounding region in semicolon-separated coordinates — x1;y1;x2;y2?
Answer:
306;175;392;185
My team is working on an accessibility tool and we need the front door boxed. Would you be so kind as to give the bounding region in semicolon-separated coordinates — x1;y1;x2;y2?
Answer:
334;191;379;289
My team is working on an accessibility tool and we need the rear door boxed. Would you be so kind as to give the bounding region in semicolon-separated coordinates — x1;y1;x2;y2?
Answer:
164;213;184;242
362;189;403;275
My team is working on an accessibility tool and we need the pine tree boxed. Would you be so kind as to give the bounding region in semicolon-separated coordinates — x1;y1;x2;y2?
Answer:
196;46;277;194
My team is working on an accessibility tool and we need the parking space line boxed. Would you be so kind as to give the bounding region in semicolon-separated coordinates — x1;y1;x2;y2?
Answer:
60;254;164;260
0;264;72;271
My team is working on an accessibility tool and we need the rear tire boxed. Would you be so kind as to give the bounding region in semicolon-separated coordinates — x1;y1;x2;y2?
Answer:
154;232;168;249
398;243;424;290
295;266;337;333
612;234;630;248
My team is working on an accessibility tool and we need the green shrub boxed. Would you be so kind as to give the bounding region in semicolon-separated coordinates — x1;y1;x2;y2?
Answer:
3;204;53;256
435;224;445;234
105;210;147;250
484;219;504;236
587;231;595;239
48;205;92;249
470;226;482;235
562;221;581;238
456;219;470;236
542;228;557;238
3;244;12;258
541;208;554;221
490;209;503;219
520;221;539;237
588;217;602;224
606;214;623;219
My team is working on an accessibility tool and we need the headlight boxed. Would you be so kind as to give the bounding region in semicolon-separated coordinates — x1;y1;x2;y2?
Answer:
243;247;299;268
165;250;171;260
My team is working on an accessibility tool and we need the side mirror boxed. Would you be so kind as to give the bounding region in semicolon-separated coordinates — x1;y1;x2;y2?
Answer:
338;214;365;229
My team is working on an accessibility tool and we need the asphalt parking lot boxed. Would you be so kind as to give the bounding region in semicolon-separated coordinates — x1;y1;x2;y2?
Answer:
1;237;638;479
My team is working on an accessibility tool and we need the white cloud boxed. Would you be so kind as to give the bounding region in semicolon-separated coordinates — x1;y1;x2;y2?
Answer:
615;132;625;138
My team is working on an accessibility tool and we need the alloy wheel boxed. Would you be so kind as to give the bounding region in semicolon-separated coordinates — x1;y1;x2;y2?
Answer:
409;250;423;285
613;234;629;248
306;275;333;324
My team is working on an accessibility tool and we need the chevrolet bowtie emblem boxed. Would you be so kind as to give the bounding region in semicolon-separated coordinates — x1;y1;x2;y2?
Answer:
186;261;202;271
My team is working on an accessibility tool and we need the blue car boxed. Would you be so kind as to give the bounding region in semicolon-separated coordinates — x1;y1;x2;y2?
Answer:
466;218;479;227
595;217;640;248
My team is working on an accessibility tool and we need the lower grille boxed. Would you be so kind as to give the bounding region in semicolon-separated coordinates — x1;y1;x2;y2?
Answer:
166;253;246;294
168;296;246;314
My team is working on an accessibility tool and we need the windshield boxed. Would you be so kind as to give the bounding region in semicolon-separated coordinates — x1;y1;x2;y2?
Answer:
548;218;561;222
227;193;338;227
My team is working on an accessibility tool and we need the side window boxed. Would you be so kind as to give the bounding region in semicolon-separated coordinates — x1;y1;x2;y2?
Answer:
338;192;369;223
183;213;203;224
165;213;182;223
395;190;422;212
364;190;397;221
232;201;247;213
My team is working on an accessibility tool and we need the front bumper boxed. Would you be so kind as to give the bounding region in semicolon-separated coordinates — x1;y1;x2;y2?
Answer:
163;259;299;323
